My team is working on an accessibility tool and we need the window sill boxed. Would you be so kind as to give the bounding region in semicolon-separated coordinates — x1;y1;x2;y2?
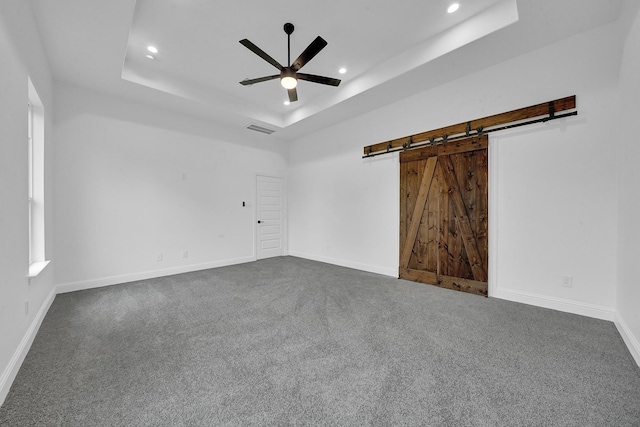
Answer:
28;260;50;278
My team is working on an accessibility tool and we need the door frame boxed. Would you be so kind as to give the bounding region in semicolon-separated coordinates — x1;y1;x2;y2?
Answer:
255;174;287;260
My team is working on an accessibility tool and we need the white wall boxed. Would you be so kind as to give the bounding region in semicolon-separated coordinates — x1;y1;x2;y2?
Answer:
288;135;400;277
616;4;640;365
0;2;56;404
53;84;288;291
289;20;622;320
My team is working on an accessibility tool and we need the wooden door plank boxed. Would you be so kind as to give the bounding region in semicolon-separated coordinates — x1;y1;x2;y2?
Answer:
400;156;437;268
399;161;408;256
426;181;438;273
399;268;487;296
438;135;488;157
476;150;489;270
413;207;431;268
405;160;423;270
461;151;478;279
399;135;488;163
454;152;475;280
399;267;437;285
446;156;463;279
440;156;488;282
400;144;439;163
437;166;449;278
436;274;487;296
401;160;421;267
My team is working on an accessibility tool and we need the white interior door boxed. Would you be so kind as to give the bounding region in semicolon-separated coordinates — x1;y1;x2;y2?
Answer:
256;175;284;260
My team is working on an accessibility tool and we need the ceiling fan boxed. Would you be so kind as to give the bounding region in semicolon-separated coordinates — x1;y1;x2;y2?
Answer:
239;23;341;103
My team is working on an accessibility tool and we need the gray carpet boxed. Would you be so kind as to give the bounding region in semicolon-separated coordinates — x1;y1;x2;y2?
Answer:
1;257;639;426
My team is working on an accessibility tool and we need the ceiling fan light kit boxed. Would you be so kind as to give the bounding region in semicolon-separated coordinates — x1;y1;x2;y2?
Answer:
239;23;341;103
280;68;297;89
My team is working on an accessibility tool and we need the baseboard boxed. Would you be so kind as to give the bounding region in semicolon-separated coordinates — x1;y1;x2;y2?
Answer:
614;312;640;367
493;288;614;321
0;287;56;406
288;251;397;277
56;256;256;294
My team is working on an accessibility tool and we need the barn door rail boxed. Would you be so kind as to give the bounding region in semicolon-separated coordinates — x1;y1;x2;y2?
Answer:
363;96;577;158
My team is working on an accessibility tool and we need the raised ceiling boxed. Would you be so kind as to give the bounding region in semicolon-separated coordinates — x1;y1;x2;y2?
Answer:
29;0;622;140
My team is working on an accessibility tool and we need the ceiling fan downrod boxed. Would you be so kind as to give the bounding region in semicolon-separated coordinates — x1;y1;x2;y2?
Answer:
284;23;294;66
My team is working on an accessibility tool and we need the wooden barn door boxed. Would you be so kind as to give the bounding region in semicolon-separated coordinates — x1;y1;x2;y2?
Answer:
399;135;489;296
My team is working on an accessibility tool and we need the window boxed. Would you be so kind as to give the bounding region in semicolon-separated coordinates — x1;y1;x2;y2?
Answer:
27;77;48;277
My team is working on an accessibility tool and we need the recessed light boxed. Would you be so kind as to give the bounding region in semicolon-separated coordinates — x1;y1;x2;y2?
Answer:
339;67;347;74
147;45;158;54
447;3;460;13
145;54;155;60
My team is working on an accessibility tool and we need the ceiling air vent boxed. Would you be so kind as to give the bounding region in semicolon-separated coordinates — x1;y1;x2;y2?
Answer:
246;124;275;135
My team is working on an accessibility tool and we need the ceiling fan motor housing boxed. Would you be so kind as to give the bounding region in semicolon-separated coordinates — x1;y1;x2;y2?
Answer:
281;68;296;80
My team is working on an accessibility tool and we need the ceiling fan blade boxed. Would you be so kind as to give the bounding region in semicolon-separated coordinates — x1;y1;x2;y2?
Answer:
240;75;280;86
297;73;341;86
288;88;298;102
239;39;283;71
290;36;327;71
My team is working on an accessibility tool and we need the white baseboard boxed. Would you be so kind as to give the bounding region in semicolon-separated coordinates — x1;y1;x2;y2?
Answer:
0;287;56;406
493;288;615;321
614;312;640;368
56;256;256;294
288;251;397;277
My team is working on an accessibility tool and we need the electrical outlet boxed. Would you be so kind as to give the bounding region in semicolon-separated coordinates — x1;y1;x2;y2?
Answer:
157;253;163;262
561;275;573;288
24;300;29;316
182;250;188;259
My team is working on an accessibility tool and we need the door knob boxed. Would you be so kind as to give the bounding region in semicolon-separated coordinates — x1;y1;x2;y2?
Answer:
258;220;262;224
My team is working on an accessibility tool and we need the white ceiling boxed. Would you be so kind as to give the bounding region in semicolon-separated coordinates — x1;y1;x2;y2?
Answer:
29;0;622;140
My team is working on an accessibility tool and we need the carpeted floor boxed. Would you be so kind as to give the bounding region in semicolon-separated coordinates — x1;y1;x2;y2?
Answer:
1;256;639;426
